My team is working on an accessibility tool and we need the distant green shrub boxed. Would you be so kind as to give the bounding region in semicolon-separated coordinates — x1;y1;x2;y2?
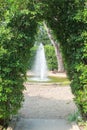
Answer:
28;46;38;70
45;45;57;70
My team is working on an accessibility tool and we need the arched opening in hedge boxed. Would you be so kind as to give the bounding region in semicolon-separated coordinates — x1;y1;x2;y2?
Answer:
0;0;87;124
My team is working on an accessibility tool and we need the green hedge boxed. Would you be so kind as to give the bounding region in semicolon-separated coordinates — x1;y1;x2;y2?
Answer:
45;45;57;70
28;46;38;70
45;0;87;119
0;1;38;125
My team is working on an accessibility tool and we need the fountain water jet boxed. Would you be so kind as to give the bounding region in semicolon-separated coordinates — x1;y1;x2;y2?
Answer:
32;43;49;81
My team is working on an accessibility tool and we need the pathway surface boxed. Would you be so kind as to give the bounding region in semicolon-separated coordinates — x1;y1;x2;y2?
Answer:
19;83;77;119
15;77;80;130
15;118;80;130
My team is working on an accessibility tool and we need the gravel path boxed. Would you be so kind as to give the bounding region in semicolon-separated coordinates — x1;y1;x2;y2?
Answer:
19;83;77;119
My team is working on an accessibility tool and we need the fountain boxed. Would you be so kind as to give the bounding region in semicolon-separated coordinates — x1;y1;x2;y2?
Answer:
31;43;49;81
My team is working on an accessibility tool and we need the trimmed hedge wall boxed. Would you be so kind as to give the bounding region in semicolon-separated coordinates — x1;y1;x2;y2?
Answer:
45;0;87;119
0;1;38;124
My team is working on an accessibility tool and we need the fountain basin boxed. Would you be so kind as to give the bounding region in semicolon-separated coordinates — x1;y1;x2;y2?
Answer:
29;77;50;82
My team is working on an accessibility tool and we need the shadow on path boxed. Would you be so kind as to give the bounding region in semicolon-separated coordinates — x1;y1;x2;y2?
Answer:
19;94;77;119
14;84;80;130
15;118;80;130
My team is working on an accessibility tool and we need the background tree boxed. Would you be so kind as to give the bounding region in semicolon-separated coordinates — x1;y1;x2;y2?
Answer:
44;22;64;72
28;23;58;71
32;22;64;72
34;23;51;45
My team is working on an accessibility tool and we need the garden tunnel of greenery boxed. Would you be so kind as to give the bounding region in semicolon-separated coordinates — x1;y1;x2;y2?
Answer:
0;0;87;125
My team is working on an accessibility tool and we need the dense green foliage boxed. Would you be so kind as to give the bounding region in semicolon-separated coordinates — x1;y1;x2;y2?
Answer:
44;0;87;119
0;0;87;124
0;0;38;124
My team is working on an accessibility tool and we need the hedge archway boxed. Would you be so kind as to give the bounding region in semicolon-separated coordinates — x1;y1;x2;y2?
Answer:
0;0;87;124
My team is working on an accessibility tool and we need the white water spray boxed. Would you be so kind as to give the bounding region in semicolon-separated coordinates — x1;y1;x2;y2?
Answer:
32;43;49;81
